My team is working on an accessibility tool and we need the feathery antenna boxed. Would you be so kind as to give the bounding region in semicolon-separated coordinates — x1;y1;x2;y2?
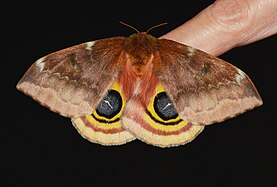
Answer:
146;22;168;34
120;21;168;34
119;21;140;33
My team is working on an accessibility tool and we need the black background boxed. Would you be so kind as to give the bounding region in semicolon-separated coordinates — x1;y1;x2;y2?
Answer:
4;1;276;186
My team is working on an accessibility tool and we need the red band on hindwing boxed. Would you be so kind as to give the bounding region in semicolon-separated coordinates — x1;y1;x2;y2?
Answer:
81;116;124;134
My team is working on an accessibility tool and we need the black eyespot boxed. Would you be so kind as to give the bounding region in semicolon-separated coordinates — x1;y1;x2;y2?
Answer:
96;90;122;119
154;92;178;120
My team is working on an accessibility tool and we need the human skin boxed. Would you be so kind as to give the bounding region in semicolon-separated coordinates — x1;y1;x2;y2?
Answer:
161;0;277;56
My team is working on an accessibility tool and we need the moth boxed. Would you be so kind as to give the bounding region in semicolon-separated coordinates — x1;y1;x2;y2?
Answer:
17;23;262;147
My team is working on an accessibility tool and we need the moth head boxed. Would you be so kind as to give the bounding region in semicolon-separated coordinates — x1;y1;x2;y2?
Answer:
120;21;167;58
125;33;158;51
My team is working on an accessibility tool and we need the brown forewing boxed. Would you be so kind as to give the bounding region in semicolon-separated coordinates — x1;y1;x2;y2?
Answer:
17;37;126;117
155;39;263;125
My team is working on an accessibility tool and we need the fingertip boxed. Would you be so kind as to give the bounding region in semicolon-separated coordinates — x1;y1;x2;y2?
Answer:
161;0;277;56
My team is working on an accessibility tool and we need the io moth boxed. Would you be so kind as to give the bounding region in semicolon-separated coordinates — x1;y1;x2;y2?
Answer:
17;25;262;147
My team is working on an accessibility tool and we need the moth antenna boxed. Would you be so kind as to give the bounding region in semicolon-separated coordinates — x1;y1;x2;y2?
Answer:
119;21;140;33
146;22;168;34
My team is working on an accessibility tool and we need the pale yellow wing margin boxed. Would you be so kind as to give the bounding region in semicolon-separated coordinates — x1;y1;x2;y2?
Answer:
71;117;135;146
71;81;136;145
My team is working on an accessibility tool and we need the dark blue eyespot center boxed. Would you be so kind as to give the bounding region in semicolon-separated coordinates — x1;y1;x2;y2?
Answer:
96;90;122;119
154;92;178;120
